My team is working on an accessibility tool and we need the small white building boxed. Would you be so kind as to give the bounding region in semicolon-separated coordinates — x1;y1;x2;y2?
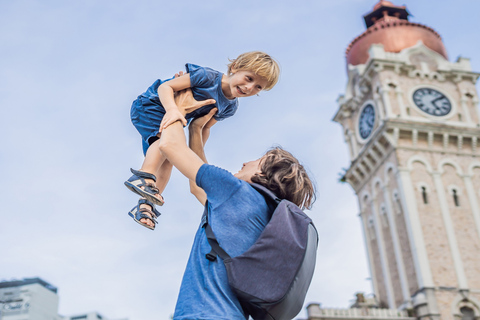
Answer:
0;278;126;320
0;278;60;320
60;312;128;320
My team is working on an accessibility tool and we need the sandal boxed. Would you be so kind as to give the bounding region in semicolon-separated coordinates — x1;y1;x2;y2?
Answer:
128;198;161;230
124;168;164;206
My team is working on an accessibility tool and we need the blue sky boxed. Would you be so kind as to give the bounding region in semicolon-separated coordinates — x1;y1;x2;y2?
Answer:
1;1;479;319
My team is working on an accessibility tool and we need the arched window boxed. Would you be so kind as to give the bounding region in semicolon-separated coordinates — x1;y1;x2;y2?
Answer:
460;306;475;320
453;189;460;207
421;186;428;204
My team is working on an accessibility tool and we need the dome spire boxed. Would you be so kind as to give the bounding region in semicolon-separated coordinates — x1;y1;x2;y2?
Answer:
364;0;409;28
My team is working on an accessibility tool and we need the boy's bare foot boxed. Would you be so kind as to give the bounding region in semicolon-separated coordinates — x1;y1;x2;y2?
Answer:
139;203;155;228
128;198;161;230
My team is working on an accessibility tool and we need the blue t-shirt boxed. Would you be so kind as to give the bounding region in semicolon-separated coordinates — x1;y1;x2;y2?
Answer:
173;164;271;320
141;63;238;122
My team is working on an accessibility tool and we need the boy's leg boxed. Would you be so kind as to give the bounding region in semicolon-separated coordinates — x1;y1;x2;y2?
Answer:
137;137;166;204
154;159;173;198
136;136;171;228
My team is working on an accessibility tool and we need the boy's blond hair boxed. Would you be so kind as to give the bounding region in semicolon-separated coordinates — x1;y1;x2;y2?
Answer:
227;51;280;91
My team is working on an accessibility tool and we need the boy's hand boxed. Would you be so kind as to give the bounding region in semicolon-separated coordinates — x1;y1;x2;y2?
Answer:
159;109;187;132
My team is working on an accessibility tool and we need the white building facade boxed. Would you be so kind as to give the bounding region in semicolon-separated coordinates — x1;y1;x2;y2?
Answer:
322;1;480;319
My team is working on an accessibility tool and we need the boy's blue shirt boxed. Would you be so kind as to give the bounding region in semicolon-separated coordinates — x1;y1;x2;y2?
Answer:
173;164;270;320
142;63;239;122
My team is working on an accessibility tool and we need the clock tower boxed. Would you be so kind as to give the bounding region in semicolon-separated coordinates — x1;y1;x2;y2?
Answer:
334;1;480;319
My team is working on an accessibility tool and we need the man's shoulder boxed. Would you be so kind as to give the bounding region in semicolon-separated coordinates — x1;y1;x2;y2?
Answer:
196;164;242;192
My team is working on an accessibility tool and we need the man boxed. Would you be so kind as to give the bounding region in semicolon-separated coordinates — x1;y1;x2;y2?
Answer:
158;88;315;319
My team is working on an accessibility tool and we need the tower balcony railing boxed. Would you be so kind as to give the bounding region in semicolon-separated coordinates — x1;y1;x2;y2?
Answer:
306;304;415;319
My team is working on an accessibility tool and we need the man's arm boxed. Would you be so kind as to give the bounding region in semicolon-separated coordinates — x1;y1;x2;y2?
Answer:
158;121;204;184
188;109;217;205
158;88;217;205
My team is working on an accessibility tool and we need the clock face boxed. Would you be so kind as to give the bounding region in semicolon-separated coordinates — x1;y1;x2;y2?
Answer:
358;104;375;140
412;88;452;116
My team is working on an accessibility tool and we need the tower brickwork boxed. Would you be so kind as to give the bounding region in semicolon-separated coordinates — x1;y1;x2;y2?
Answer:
334;2;480;319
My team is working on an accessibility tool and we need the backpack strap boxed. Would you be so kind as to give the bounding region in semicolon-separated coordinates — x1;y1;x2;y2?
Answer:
204;183;281;262
249;183;282;208
205;213;231;262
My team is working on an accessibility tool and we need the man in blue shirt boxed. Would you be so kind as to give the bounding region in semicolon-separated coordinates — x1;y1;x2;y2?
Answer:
156;88;315;319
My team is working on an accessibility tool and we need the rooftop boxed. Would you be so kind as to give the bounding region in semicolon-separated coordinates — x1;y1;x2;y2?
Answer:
0;277;58;293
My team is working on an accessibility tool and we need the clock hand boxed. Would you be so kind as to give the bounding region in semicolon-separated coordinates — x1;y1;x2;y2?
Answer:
430;96;444;109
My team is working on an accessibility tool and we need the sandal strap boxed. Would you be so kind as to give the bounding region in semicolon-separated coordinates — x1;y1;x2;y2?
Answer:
138;208;158;223
127;170;160;196
130;168;157;182
138;198;162;218
145;183;159;194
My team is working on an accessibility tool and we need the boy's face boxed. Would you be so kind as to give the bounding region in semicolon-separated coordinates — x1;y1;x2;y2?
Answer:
228;69;269;98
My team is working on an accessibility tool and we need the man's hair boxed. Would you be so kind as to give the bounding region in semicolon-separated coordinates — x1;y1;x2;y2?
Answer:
251;147;316;210
227;51;280;91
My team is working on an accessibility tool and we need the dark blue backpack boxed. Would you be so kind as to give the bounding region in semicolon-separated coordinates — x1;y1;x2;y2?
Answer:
205;183;319;320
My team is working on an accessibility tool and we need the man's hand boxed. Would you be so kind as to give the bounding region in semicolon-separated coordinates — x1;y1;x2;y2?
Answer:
173;71;216;117
175;88;216;118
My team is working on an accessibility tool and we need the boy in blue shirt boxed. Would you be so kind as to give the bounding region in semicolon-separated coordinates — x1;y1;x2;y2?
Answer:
125;51;280;230
157;88;315;319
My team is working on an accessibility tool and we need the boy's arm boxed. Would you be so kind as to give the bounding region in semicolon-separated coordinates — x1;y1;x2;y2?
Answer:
188;109;218;205
157;73;192;131
159;73;216;131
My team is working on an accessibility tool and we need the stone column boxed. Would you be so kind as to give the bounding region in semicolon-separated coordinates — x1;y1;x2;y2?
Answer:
382;184;411;304
396;168;434;288
359;210;380;299
462;174;480;245
431;171;469;289
370;192;396;308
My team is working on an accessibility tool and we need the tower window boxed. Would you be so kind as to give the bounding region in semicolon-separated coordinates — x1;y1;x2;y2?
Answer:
368;216;376;240
460;306;475;320
393;192;402;214
421;187;428;204
380;205;388;227
453;189;460;207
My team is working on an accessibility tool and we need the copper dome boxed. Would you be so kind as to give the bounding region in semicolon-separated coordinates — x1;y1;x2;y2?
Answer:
346;1;448;66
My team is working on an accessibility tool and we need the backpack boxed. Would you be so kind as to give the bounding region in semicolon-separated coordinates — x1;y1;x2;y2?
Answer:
204;183;319;320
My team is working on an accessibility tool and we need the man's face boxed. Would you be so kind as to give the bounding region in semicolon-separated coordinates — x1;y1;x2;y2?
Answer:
234;158;262;182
